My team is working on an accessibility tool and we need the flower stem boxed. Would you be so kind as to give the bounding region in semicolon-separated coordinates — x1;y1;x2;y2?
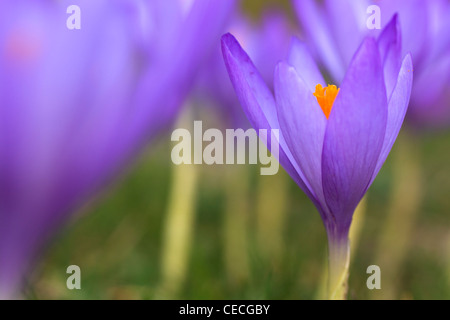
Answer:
327;231;350;300
316;197;366;299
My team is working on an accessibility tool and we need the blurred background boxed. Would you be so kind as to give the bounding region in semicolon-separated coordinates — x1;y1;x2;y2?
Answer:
8;0;450;299
30;128;450;300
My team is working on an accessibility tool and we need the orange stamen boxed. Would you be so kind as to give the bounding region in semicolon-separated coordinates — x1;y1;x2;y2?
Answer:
313;84;340;119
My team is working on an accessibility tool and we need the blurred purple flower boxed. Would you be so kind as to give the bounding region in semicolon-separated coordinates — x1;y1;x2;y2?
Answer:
293;0;450;128
222;16;413;297
0;0;234;298
195;10;293;127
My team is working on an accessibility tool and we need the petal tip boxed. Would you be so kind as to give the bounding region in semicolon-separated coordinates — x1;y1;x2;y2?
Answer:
221;32;251;72
404;52;413;67
380;13;401;44
402;53;414;81
221;32;236;51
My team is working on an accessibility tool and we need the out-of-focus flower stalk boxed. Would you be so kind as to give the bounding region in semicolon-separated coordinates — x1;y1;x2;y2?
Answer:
256;170;289;271
158;110;199;299
371;131;422;299
223;165;250;287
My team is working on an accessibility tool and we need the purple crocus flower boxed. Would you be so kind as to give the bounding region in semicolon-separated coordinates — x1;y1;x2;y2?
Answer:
0;0;234;298
221;16;413;298
294;0;450;127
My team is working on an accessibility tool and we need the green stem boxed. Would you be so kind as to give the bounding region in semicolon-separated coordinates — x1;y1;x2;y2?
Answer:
327;232;350;300
316;198;366;300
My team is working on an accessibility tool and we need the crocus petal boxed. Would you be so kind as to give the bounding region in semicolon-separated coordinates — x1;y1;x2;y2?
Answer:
275;62;327;208
287;37;325;91
370;54;413;185
293;0;345;82
377;14;402;99
221;34;277;137
322;38;388;227
221;33;316;201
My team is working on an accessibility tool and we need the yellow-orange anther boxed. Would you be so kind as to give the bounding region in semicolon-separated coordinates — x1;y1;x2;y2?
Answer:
313;84;340;119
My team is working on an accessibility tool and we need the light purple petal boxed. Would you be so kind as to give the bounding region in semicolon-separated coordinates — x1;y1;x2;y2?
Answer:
221;34;278;137
370;54;413;185
377;14;402;99
287;37;325;91
274;61;327;208
221;33;316;201
322;38;388;227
